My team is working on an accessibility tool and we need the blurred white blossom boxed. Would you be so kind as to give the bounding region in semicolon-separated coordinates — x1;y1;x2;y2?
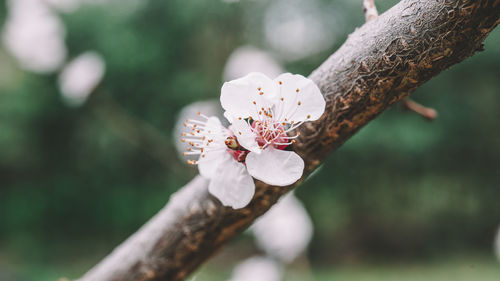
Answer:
45;0;139;14
58;51;105;106
252;193;313;263
227;256;283;281
263;0;336;61
2;0;67;73
223;46;284;81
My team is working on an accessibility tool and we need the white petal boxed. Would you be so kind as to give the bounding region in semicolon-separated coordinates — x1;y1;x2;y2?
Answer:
220;72;278;121
198;149;226;179
246;148;304;186
223;111;234;123
208;154;255;209
274;73;325;122
204;116;224;135
191;116;229;178
232;119;261;154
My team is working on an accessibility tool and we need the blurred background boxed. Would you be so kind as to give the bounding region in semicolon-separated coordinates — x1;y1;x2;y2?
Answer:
0;0;499;280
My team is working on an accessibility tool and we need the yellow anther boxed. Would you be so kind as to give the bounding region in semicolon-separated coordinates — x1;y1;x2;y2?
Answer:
298;101;302;106
296;88;300;92
307;114;311;119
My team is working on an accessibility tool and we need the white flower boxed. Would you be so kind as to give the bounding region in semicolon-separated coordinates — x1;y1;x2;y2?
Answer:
2;0;67;73
263;0;337;61
226;256;283;281
182;72;325;209
59;51;105;107
252;193;313;263
182;113;255;209
221;72;325;186
223;46;284;82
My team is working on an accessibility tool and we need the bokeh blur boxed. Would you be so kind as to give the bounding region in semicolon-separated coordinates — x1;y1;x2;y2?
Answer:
0;0;499;280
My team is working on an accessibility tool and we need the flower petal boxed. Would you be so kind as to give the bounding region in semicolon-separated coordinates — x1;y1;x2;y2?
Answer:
223;111;234;123
232;119;262;154
208;154;255;209
273;73;325;123
195;116;230;178
198;149;226;179
246;147;304;186
221;72;278;121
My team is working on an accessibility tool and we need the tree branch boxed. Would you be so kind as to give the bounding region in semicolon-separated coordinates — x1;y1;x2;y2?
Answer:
77;1;500;280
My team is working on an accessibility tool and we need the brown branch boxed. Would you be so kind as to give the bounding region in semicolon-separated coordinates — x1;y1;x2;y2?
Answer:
363;0;437;121
400;97;438;121
77;1;500;280
363;0;378;22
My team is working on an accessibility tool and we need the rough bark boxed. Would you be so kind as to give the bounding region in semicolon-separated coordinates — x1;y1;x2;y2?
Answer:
77;1;500;280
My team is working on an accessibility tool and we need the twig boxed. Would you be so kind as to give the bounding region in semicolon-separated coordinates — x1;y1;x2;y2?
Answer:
363;0;378;22
400;97;438;121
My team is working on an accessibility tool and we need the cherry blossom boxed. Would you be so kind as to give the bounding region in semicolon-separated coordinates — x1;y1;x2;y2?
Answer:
221;72;325;186
252;193;313;263
59;51;105;106
182;113;256;209
226;257;283;281
182;72;325;209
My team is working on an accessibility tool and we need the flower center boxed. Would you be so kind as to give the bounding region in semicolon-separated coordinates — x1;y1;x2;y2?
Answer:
251;119;300;150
